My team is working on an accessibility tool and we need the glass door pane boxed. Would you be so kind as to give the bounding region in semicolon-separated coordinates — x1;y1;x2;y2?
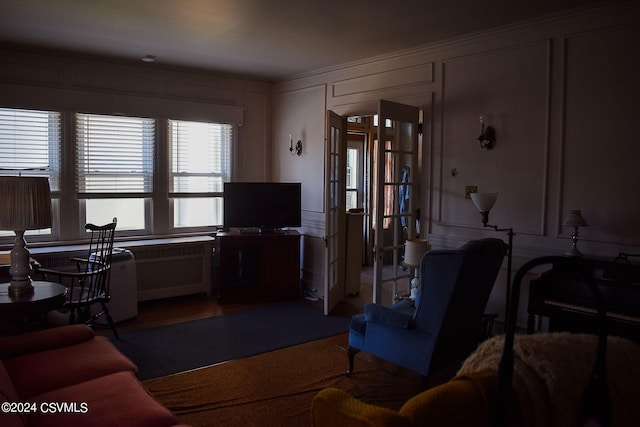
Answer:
324;110;347;314
373;100;420;305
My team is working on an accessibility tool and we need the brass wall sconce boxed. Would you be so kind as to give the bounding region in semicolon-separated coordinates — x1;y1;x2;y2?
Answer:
477;115;496;150
289;134;302;156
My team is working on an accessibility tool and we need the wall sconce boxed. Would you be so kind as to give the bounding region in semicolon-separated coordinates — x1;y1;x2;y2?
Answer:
289;134;302;156
562;210;588;257
477;115;496;150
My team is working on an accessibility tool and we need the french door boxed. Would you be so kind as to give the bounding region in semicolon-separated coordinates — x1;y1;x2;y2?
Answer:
372;100;420;304
324;110;347;315
324;101;420;313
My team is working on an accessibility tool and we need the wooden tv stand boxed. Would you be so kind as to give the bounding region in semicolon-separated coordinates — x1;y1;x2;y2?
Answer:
215;230;301;303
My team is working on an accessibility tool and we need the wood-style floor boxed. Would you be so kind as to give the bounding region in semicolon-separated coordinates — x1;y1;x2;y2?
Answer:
109;267;378;335
112;294;266;334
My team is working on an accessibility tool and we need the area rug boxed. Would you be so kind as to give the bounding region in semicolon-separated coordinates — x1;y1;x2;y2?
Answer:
144;333;422;426
111;298;351;380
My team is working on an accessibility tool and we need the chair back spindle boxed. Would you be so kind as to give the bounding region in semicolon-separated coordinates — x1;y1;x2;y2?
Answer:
38;217;119;338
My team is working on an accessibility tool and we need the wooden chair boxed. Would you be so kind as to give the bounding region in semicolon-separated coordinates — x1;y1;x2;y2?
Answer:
39;218;119;338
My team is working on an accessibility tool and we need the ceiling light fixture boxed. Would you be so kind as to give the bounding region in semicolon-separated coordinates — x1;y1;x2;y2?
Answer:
141;55;156;63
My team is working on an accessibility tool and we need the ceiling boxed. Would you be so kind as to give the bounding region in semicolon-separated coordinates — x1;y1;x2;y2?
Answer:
0;0;619;81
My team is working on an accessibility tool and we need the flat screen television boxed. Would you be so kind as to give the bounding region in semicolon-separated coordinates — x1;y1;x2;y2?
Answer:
223;182;301;231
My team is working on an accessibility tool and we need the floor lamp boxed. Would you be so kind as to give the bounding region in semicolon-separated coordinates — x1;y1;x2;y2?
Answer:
0;176;52;296
470;192;515;323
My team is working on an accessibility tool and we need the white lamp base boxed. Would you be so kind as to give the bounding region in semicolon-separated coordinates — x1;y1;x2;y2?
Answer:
410;276;420;300
8;230;35;296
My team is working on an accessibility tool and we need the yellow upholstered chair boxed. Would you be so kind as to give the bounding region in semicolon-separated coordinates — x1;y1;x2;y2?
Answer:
311;370;497;427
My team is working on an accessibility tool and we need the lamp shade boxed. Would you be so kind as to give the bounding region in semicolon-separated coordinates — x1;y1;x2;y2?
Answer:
470;192;498;213
563;210;588;227
0;176;52;231
404;238;430;267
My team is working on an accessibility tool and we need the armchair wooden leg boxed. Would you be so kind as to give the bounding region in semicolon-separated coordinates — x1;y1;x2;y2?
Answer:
346;346;360;375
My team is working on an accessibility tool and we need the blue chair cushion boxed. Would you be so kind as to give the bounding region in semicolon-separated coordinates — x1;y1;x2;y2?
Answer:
364;301;416;329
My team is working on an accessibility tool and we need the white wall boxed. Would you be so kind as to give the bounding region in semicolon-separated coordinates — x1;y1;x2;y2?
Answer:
273;1;640;326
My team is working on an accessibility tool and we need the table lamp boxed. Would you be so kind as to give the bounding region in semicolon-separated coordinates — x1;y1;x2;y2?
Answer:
562;210;588;257
470;192;514;321
404;238;430;300
0;176;52;296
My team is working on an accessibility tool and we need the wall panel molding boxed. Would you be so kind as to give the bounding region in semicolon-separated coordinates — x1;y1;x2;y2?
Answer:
436;39;552;237
331;62;433;98
557;22;640;248
273;84;327;214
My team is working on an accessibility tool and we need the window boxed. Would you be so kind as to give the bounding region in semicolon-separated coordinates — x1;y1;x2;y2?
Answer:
0;108;60;237
0;108;234;245
76;113;155;231
169;120;233;228
0;108;61;188
346;147;358;210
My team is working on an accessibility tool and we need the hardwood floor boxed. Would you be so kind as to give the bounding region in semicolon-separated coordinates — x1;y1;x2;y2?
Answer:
106;296;296;335
105;267;379;336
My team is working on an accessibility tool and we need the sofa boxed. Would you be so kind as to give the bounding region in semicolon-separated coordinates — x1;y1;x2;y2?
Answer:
0;324;187;427
312;333;640;427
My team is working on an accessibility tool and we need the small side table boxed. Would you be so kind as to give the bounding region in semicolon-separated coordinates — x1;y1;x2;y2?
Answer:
0;281;67;332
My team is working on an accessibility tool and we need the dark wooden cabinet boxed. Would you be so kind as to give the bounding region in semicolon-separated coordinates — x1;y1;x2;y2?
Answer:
215;230;301;303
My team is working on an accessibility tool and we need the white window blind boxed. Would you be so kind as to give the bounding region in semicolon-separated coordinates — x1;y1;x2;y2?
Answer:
76;113;155;197
0;108;61;190
169;120;232;196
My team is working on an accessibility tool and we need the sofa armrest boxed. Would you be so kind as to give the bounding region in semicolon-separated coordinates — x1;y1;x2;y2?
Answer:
364;303;415;329
0;325;95;358
312;387;409;427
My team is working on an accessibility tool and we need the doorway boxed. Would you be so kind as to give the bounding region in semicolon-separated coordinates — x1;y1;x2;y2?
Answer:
324;101;421;314
344;103;422;306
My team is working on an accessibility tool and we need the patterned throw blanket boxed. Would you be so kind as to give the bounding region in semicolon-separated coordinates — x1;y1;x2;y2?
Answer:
458;333;640;427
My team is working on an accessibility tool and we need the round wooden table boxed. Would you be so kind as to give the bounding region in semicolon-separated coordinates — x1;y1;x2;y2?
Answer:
0;281;67;329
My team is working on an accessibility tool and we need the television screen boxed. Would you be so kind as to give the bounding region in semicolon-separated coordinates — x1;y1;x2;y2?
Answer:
223;182;301;231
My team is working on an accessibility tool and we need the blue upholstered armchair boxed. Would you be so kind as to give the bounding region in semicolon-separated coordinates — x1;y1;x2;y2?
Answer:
347;238;507;381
